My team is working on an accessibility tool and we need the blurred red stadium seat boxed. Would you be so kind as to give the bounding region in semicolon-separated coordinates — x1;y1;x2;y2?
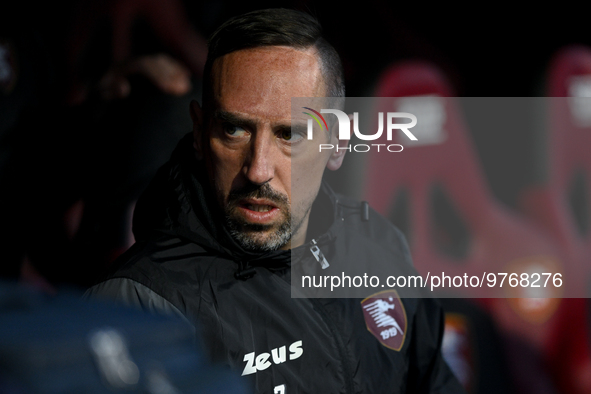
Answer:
363;61;574;393
519;45;591;394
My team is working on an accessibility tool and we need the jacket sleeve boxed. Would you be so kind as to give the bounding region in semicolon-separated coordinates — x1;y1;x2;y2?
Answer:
84;277;193;328
406;297;467;394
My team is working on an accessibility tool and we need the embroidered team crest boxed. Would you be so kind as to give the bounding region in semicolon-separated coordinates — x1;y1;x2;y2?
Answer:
361;290;407;351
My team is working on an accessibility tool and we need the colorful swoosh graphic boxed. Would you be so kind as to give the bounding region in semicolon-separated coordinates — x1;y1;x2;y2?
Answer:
302;107;328;131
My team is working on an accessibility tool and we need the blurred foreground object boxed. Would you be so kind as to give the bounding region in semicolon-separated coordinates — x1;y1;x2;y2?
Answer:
0;282;249;393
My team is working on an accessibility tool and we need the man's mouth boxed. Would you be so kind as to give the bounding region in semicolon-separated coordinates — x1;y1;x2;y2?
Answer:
245;204;274;212
225;183;289;228
224;184;292;251
240;198;279;212
235;199;282;224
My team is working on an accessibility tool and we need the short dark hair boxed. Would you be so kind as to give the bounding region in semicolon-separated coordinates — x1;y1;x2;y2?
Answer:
203;8;345;100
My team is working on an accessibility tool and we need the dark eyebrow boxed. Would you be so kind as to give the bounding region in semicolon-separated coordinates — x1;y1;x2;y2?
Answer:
213;110;256;129
214;110;303;133
290;122;308;136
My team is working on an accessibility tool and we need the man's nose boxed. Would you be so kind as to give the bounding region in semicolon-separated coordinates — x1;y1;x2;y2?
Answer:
244;133;274;185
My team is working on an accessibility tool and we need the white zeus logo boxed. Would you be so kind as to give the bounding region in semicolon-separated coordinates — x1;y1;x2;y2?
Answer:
242;340;303;376
303;108;417;153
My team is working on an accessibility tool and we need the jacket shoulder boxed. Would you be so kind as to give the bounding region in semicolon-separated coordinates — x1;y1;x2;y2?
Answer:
86;235;221;321
335;193;413;267
84;277;192;327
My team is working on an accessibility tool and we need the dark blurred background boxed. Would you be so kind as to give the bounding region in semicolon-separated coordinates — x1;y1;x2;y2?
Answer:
1;1;591;394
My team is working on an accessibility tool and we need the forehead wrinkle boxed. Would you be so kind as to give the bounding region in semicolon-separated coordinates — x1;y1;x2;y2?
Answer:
210;46;326;121
214;109;294;132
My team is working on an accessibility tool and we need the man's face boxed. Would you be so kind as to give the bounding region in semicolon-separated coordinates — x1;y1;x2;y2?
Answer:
192;46;340;251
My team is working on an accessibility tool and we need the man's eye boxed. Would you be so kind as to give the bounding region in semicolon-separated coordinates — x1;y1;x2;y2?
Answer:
280;129;303;142
223;124;248;137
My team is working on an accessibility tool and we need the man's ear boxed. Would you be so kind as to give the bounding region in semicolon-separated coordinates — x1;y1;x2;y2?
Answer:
326;114;352;171
190;100;204;159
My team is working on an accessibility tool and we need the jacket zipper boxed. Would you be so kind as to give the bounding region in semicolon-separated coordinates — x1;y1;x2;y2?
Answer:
310;298;354;394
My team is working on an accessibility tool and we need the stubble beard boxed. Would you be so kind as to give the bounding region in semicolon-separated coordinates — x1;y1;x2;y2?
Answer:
224;183;297;252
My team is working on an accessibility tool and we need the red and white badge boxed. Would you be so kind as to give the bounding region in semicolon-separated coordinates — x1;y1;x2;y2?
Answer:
361;290;407;351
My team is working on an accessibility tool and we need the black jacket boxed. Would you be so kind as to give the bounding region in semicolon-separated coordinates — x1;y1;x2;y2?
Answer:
86;134;464;394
